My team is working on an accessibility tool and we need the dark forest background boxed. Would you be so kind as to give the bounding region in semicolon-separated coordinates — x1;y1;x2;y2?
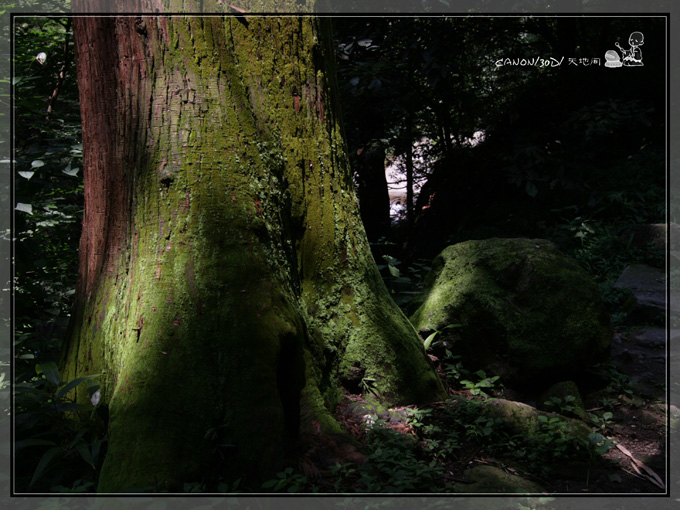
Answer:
333;16;665;308
12;14;667;493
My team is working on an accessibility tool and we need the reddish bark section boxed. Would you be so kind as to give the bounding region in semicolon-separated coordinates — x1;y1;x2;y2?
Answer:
72;16;156;299
73;16;127;299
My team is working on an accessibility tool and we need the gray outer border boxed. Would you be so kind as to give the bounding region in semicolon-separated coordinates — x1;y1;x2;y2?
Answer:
0;1;676;509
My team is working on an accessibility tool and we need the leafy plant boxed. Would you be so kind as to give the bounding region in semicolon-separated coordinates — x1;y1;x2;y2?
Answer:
589;411;615;432
261;468;307;492
359;376;379;397
12;17;93;493
439;398;613;479
373;250;436;310
459;370;501;397
599;362;637;398
524;414;614;473
14;361;107;492
405;407;460;460
261;468;316;493
330;416;449;493
422;323;462;351
587;432;614;458
543;396;577;416
464;415;505;441
442;353;471;382
598;396;619;412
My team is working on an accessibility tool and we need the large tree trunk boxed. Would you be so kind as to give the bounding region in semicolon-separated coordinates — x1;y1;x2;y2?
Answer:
61;4;445;492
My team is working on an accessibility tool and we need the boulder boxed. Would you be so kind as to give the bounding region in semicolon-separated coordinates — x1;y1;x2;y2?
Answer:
480;398;592;442
454;464;546;494
409;238;612;386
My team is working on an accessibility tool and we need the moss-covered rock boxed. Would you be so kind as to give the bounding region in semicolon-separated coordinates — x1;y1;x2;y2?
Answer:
481;398;592;442
454;464;546;494
409;238;612;386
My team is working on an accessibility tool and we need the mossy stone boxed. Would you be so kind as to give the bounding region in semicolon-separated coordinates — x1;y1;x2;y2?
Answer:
409;238;613;386
455;464;546;494
481;398;593;443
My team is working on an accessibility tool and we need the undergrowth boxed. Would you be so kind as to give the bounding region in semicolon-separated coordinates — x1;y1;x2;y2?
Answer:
257;353;633;495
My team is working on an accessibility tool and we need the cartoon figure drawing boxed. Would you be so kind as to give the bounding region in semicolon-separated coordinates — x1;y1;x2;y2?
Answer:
615;31;644;66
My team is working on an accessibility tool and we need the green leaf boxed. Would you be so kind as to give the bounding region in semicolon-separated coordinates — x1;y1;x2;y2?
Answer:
75;441;95;469
69;426;89;449
423;331;438;350
30;446;64;487
13;383;47;395
55;374;100;400
442;323;463;330
91;437;105;464
589;432;604;443
387;264;400;278
382;255;400;266
35;361;60;386
476;377;499;388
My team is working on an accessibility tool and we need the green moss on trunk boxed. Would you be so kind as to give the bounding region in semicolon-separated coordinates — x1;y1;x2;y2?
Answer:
63;12;444;492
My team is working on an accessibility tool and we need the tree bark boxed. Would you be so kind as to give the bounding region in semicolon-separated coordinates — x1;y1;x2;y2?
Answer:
355;142;392;241
61;4;444;493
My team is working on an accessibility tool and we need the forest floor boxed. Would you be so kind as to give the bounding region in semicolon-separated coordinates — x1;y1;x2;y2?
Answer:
294;265;672;495
316;323;670;495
